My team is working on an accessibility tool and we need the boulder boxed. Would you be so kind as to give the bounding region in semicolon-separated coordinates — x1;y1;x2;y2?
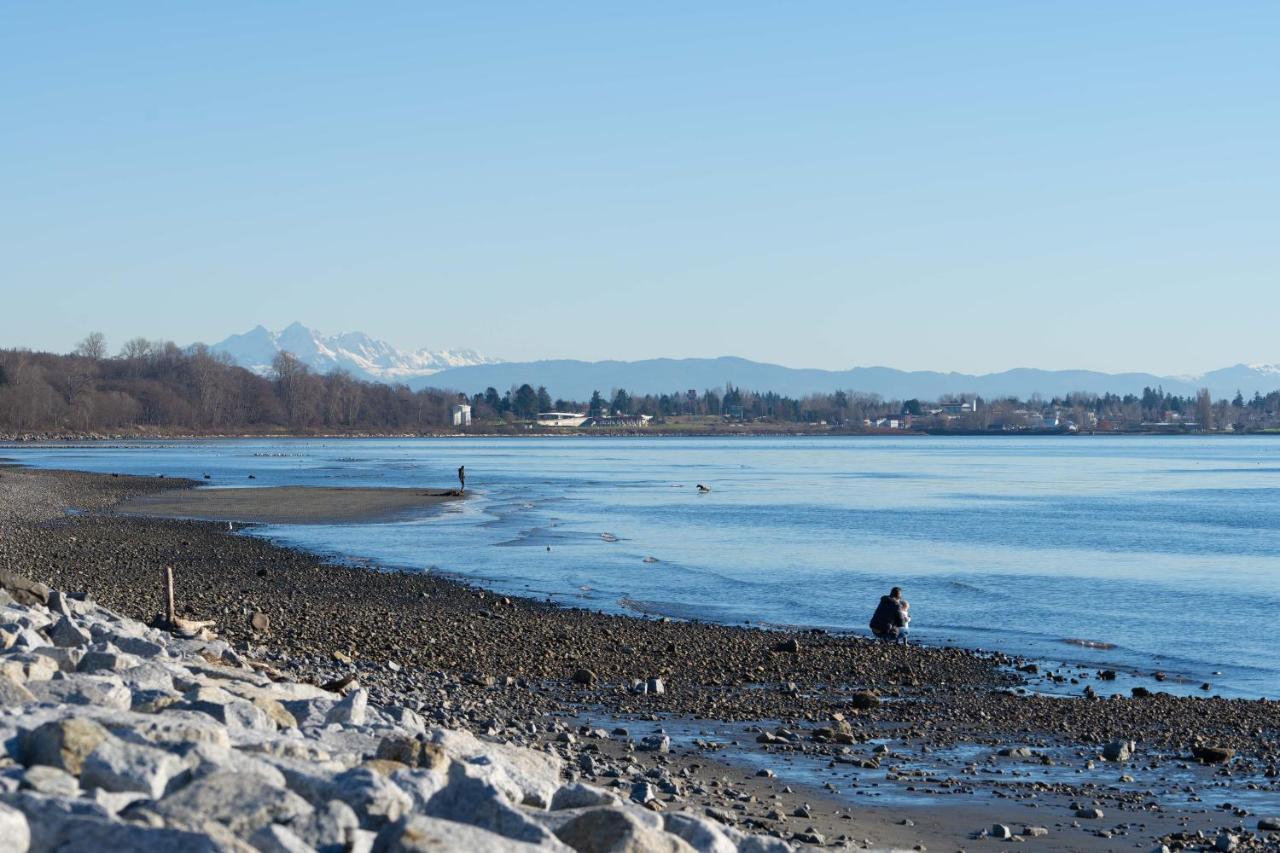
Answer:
0;572;49;607
1192;745;1235;764
325;688;368;726
555;808;696;853
1103;740;1135;762
152;769;313;836
0;673;35;707
663;812;737;853
424;761;560;846
292;799;359;853
373;815;547;852
47;616;92;648
248;823;313;853
20;764;80;797
0;802;29;853
22;717;110;774
551;783;620;811
330;767;413;828
28;674;132;711
81;736;189;798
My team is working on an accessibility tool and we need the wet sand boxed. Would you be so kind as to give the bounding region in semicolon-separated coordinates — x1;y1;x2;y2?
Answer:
113;485;462;524
2;463;1278;851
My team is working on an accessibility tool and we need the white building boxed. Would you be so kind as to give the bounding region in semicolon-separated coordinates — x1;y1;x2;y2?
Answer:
451;403;472;427
537;412;588;428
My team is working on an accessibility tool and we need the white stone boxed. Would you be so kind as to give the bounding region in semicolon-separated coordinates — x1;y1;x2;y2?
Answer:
80;736;188;798
0;802;30;853
325;689;368;726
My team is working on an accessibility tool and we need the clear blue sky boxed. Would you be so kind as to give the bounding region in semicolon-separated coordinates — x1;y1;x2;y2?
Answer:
2;3;1276;374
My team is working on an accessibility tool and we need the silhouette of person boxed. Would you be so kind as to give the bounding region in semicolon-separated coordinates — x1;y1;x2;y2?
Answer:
457;465;465;492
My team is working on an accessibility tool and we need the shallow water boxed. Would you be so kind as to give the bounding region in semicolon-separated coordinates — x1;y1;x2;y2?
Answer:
10;436;1280;698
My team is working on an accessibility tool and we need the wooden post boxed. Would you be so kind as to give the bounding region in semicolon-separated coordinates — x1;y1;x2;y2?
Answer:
163;565;176;627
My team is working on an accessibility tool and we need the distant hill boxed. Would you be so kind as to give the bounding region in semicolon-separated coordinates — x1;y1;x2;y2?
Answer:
201;324;1280;402
417;357;1280;402
208;323;497;384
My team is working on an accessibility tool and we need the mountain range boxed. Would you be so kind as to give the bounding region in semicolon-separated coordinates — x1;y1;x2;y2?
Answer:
207;324;1280;402
209;323;497;384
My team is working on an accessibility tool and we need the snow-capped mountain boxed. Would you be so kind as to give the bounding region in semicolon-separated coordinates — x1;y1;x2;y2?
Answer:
208;323;497;383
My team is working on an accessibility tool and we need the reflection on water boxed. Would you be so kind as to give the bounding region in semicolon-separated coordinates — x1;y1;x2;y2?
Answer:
10;435;1280;697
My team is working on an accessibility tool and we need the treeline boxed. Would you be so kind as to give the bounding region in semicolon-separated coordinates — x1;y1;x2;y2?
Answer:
0;337;459;434
5;335;1280;435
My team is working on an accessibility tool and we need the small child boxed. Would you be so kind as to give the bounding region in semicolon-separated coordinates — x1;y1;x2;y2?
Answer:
897;599;910;643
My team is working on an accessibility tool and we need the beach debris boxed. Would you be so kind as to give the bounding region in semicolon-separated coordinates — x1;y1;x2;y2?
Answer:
1103;739;1135;761
849;691;880;710
157;566;216;640
1192;745;1235;764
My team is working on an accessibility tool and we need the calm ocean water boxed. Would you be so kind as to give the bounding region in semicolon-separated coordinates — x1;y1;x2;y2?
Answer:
10;436;1280;698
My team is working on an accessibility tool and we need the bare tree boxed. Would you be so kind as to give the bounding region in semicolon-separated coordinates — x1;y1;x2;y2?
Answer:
74;332;107;360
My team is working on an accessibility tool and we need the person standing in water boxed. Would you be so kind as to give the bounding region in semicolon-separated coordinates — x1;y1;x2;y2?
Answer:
457;465;465;492
869;586;910;644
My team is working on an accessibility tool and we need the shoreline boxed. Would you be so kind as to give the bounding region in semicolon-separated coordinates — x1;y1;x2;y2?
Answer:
2;464;1278;850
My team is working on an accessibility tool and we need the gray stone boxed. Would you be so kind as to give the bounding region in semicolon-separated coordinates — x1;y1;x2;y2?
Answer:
28;674;132;710
153;769;313;836
551;782;620;810
48;616;91;648
0;674;35;707
20;764;79;797
32;646;83;672
424;762;560;845
555;808;694;853
120;661;177;692
991;823;1013;839
1258;817;1280;831
0;653;58;685
78;650;142;674
293;799;359;853
0;802;28;853
112;636;167;658
0;572;49;607
325;688;368;726
639;734;671;753
662;813;736;853
249;823;315;853
81;736;188;798
179;687;276;733
1;791;112;853
373;815;547;852
330;767;413;828
22;717;110;774
1103;739;1135;762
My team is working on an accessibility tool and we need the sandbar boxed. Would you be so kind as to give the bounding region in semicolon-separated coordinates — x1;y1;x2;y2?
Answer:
113;485;461;524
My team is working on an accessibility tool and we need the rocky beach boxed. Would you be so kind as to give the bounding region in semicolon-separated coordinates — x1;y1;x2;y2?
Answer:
1;461;1278;851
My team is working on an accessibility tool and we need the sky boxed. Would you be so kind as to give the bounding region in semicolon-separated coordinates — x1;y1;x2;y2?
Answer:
1;3;1277;375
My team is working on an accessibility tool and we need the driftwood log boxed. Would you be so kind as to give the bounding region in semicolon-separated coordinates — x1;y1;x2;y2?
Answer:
160;565;216;639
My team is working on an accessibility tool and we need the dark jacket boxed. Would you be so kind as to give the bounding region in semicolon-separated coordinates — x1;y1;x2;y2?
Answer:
869;595;906;634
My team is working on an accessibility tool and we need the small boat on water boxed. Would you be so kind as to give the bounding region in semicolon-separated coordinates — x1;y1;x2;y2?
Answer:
600;532;619;542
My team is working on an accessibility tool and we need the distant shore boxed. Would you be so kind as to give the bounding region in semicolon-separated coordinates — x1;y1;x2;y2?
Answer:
2;462;1278;850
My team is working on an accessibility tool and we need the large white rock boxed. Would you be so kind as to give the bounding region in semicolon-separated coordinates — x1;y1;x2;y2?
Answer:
0;801;30;853
373;815;548;852
424;761;567;849
325;689;368;726
152;769;313;836
80;736;188;799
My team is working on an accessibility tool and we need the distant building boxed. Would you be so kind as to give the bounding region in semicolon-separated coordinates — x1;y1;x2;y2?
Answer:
450;403;471;427
723;405;745;420
586;414;652;428
537;412;588;428
940;400;977;416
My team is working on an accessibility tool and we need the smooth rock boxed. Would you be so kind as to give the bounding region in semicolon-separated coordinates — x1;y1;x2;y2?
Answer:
373;814;547;852
22;717;110;774
153;769;313;836
81;736;189;798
